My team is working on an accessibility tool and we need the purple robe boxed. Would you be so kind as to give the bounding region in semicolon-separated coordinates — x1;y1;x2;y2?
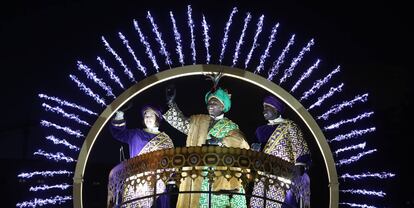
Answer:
109;119;172;208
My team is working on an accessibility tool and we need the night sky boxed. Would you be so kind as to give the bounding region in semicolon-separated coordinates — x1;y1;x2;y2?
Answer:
0;1;412;207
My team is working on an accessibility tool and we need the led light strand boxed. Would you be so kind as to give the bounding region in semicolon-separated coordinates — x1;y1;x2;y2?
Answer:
255;23;280;74
76;61;116;98
102;36;136;83
133;19;159;71
40;120;84;138
339;203;377;208
308;83;344;110
69;74;106;106
279;39;315;84
41;103;90;126
34;149;76;163
29;183;71;192
147;11;172;67
267;34;295;80
97;57;125;89
16;195;72;208
329;127;376;143
334;142;366;155
187;5;196;64
219;7;238;64
324;111;374;131
290;59;320;92
340;172;395;180
118;32;148;75
318;94;369;120
169;12;184;65
45;135;80;151
336;149;377;166
340;189;386;197
18;170;74;179
244;15;264;68
232;13;251;67
202;15;211;64
38;94;97;116
300;65;341;101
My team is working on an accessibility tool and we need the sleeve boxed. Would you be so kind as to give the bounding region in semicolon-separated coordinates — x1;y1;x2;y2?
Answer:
222;129;250;150
162;102;190;135
289;122;311;166
109;118;135;144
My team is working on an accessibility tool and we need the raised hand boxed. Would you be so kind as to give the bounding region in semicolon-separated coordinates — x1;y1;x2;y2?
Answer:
165;84;176;105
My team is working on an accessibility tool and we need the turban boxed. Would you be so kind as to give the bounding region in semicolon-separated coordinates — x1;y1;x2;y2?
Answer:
141;105;163;121
263;95;285;114
205;88;231;113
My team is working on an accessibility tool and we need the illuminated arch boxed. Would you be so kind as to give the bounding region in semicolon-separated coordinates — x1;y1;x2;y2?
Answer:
73;64;338;208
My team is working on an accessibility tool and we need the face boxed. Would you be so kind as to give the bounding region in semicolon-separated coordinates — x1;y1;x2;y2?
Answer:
263;104;279;121
207;98;224;118
143;110;158;128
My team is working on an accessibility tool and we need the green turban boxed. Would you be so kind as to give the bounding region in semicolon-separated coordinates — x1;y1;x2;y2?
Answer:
205;88;231;113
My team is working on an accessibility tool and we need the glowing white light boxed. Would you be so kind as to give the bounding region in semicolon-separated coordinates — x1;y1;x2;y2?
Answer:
308;83;344;110
34;149;76;163
16;195;72;208
69;74;106;106
329;127;376;143
339;202;377;208
97;57;125;89
340;189;386;197
147;11;172;67
42;103;90;126
45;135;80;151
340;172;395;180
29;183;71;192
202;15;211;64
133;19;160;71
245;15;264;68
219;7;238;64
324;111;374;131
318;94;369;120
300;65;341;101
18;170;73;179
187;5;196;64
169;12;184;65
77;61;115;98
40;120;84;138
268;34;295;80
102;36;136;82
334;142;366;155
290;59;320;92
279;39;315;83
336;149;377;166
255;23;280;74
118;32;148;75
232;13;251;67
38;94;97;115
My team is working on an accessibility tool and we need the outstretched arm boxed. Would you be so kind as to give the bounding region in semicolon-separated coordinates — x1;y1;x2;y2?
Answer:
163;102;190;135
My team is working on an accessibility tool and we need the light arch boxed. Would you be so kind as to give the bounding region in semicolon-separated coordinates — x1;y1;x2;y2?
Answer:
73;64;338;208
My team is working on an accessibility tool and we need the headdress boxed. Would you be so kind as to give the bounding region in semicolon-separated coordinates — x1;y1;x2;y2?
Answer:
204;72;232;113
263;95;285;114
141;105;163;120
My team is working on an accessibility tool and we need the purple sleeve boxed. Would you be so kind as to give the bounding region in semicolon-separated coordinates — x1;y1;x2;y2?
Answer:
109;119;135;144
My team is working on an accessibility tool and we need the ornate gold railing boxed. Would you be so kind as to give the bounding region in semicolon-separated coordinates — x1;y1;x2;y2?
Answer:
107;146;295;208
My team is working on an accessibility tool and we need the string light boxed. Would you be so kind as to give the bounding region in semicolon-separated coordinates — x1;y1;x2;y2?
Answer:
202;15;211;64
268;34;295;80
290;59;320;92
45;135;80;151
219;7;238;64
133;19;160;71
41;103;90;126
232;13;251;67
308;83;344;110
38;94;97;116
97;57;125;89
34;149;76;163
255;23;280;74
118;32;148;75
324;112;374;131
334;142;366;155
69;74;106;106
102;36;136;82
300;65;341;101
29;183;71;192
318;94;369;120
245;15;264;68
340;172;395;180
339;202;377;208
16;195;72;208
18;170;73;179
147;11;172;67
329;127;376;143
169;12;185;66
187;5;196;64
340;189;386;197
40;120;84;138
336;149;377;166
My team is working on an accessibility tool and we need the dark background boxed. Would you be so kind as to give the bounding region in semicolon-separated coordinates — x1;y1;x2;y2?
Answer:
0;1;412;207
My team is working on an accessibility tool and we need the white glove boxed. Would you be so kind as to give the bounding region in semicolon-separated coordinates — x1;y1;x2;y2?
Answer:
114;111;124;120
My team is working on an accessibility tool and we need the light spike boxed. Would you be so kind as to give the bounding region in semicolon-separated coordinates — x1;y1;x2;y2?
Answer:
336;149;377;166
340;172;395;180
42;103;90;126
40;120;84;138
334;142;366;155
290;59;320;92
34;149;77;163
45;135;80;151
267;34;295;80
69;74;106;106
118;32;148;75
38;94;97;116
279;38;315;83
187;5;196;64
29;183;71;192
255;23;280;74
300;65;341;101
102;36;136;83
318;94;369;120
324;111;374;131
232;12;251;67
219;7;238;64
245;15;264;68
169;12;184;65
133;19;160;71
339;202;377;208
147;11;172;67
77;61;116;98
202;15;211;64
18;170;73;179
97;57;125;89
329;127;376;143
16;195;72;208
340;189;386;197
308;83;344;110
